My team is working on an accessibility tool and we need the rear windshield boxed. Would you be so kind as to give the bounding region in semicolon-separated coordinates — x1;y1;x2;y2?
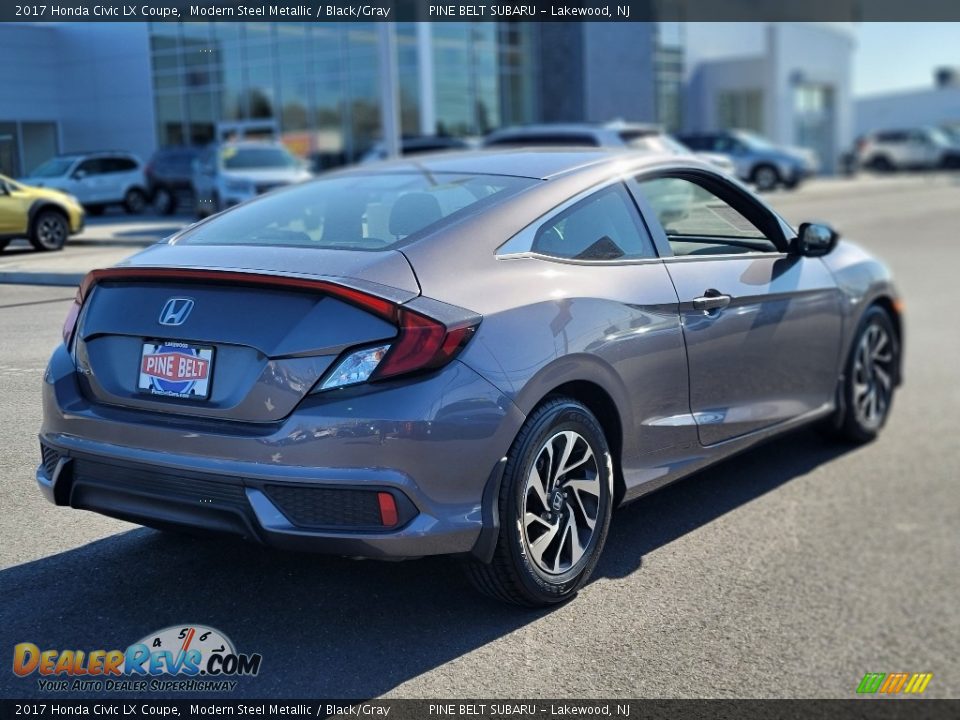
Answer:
221;146;298;170
486;134;600;147
175;171;536;251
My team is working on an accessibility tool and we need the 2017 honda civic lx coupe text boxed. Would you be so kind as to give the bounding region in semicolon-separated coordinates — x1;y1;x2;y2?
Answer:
38;149;903;606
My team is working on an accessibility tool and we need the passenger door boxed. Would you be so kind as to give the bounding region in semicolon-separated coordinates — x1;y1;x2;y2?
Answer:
0;178;27;234
102;156;141;202
70;158;108;204
630;170;843;446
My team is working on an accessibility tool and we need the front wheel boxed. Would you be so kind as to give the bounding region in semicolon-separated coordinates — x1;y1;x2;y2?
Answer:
124;188;147;215
751;164;781;192
465;398;613;607
29;209;69;251
827;306;900;443
152;187;176;215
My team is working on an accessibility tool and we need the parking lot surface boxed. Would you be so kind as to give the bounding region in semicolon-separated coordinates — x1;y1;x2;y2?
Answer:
0;174;957;699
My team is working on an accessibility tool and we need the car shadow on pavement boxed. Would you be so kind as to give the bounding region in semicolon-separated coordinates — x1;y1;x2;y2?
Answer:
598;427;854;579
0;428;852;700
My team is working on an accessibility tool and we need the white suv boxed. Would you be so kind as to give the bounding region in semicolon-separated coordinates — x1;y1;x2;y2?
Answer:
20;151;148;215
483;122;738;176
857;128;960;171
192;141;313;217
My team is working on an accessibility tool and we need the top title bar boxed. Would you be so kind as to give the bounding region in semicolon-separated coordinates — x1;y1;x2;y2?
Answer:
3;0;960;22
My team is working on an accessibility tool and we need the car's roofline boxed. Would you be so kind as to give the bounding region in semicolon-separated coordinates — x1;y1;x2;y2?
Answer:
486;121;662;136
321;148;716;182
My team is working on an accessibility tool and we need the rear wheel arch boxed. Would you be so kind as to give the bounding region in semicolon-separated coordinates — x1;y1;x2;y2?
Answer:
28;202;69;233
541;381;626;506
865;296;903;384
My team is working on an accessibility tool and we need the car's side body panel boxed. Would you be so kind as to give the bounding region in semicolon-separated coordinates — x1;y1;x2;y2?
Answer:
818;239;903;379
663;255;844;445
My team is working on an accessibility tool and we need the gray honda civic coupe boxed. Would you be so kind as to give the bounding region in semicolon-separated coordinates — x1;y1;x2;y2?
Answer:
39;149;902;606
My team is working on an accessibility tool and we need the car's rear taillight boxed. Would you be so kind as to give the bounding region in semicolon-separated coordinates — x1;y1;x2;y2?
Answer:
374;309;477;380
62;271;97;346
62;288;83;346
316;306;479;392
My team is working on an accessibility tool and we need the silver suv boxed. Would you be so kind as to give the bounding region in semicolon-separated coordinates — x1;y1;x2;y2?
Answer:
678;130;819;191
856;128;960;171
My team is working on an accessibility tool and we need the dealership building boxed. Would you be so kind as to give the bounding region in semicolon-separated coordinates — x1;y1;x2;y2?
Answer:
0;21;851;177
0;21;686;177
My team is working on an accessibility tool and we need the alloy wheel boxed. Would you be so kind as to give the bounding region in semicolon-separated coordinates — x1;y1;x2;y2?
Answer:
126;190;146;214
852;323;894;430
522;430;601;576
37;215;66;249
754;166;778;191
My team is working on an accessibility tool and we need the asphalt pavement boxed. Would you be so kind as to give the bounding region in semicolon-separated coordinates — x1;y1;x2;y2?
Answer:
0;174;957;699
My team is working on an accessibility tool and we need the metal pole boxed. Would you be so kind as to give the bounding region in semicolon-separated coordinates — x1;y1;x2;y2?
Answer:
378;22;401;159
417;22;436;136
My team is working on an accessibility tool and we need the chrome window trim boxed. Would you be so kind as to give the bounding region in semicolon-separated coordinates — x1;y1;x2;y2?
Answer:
661;251;789;263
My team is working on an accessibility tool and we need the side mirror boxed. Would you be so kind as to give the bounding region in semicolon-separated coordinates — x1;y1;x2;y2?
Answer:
793;222;838;257
71;170;87;180
0;183;8;196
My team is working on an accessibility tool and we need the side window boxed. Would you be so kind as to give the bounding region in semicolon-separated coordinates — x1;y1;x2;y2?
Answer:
877;131;906;144
530;184;655;261
76;158;103;176
634;176;779;256
109;157;138;172
713;136;743;154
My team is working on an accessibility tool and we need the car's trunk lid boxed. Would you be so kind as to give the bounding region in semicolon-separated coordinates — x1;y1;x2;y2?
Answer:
74;247;419;423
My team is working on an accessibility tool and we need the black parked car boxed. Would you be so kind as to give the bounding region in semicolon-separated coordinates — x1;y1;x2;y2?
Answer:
145;147;201;215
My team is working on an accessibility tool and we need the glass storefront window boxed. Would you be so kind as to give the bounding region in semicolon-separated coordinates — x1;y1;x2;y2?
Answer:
147;21;536;161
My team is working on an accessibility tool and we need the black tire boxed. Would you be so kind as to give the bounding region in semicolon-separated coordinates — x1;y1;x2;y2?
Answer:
465;397;614;607
29;209;69;251
152;187;176;215
751;164;781;192
869;155;895;173
124;188;147;215
86;205;105;217
825;305;900;444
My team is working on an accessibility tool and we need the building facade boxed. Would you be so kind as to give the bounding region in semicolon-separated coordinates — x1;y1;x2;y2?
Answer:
683;23;855;174
0;21;682;177
0;23;156;177
854;70;960;137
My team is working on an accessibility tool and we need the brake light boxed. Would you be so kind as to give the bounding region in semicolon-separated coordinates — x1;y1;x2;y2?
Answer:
374;310;477;380
62;287;83;346
62;271;99;346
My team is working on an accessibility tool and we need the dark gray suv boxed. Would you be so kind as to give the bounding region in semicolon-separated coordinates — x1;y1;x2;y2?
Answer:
39;149;901;606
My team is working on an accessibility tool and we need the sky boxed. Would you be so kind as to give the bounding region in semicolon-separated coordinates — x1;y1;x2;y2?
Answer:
679;22;960;98
855;23;960;97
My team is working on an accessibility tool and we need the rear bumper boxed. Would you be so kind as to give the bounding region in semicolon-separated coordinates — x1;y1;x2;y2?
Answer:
37;442;477;558
40;344;525;559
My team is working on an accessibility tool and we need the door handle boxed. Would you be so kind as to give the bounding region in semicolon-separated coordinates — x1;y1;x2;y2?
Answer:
692;290;732;311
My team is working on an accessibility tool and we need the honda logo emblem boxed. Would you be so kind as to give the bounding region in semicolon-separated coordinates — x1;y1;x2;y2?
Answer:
158;297;195;326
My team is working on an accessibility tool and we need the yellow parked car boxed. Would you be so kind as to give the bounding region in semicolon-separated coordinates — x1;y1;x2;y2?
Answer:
0;173;85;252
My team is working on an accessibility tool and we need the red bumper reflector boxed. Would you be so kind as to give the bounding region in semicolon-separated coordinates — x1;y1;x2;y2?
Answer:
377;492;398;527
